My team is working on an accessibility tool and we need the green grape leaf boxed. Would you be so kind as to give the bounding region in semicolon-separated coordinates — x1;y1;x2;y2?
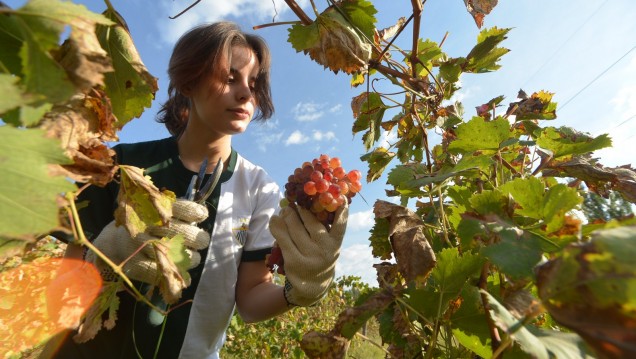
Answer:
446;185;474;208
453;153;494;172
114;165;176;238
536;127;612;159
288;21;320;51
0;5;24;75
351;92;387;150
2;102;52;127
499;176;545;219
20;28;75;106
542;184;581;233
430;248;484;311
483;291;595;359
481;225;543;279
387;163;426;188
439;57;466;83
412;39;442;76
465;27;510;73
469;190;510;218
0;127;75;245
360;147;395;182
337;0;378;39
448;116;511;154
0;74;33;115
12;0;113;107
457;217;487;250
97;9;157;127
536;225;636;359
369;217;392;260
451;286;493;358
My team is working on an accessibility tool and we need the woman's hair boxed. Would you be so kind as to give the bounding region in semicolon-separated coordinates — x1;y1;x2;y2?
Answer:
157;22;274;136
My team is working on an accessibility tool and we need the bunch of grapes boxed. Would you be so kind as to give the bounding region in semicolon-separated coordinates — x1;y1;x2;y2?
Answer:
266;154;362;274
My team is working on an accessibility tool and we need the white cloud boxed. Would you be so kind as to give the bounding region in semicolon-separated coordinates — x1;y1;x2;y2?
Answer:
348;208;374;232
379;129;398;148
158;0;308;44
285;130;309;145
312;130;336;141
336;244;378;286
248;119;284;152
292;101;326;122
329;103;343;113
610;84;636;120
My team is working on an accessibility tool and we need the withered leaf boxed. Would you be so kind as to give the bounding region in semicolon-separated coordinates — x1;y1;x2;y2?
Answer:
114;165;175;238
152;238;189;304
53;15;113;92
536;226;636;358
40;90;118;186
300;289;394;358
543;155;636;203
463;0;499;28
374;200;436;287
289;7;372;74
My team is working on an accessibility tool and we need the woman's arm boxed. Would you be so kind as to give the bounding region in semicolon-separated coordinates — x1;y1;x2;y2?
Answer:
234;261;290;323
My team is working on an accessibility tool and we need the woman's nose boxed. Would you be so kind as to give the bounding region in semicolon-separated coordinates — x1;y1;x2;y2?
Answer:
236;82;253;102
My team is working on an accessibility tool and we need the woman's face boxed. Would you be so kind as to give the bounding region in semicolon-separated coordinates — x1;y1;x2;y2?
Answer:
187;45;260;137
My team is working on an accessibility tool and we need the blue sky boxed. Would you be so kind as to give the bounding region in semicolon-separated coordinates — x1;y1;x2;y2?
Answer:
7;0;636;285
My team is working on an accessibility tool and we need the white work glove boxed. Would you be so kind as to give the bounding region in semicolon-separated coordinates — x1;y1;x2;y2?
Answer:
85;199;210;287
269;202;348;307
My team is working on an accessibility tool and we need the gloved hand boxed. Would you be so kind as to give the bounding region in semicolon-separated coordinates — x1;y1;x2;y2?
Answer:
85;199;210;286
269;202;348;307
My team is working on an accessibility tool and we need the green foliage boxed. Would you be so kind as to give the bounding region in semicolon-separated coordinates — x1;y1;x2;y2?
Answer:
582;190;634;222
221;276;384;359
0;127;75;246
280;0;636;358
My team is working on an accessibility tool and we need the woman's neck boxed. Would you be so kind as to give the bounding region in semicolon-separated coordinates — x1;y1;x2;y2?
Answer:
176;125;231;173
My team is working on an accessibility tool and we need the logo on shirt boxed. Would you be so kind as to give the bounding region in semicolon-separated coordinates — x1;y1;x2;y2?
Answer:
233;218;250;246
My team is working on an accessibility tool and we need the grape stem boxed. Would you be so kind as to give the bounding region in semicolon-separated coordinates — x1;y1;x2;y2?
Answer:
65;191;167;314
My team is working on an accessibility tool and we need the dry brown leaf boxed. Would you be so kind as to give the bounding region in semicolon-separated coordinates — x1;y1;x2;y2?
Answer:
40;90;118;186
54;25;113;92
305;10;371;74
114;165;175;238
374;200;437;287
152;241;188;304
543;156;636;203
463;0;499;28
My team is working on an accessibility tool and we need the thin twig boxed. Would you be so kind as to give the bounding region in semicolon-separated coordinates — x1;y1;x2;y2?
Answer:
168;0;201;19
253;21;300;30
284;0;313;25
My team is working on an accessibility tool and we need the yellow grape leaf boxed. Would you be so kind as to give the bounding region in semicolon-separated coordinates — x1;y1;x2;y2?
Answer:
0;258;102;356
114;165;175;238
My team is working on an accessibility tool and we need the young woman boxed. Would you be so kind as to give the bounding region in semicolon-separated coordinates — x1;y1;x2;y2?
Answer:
51;22;348;359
